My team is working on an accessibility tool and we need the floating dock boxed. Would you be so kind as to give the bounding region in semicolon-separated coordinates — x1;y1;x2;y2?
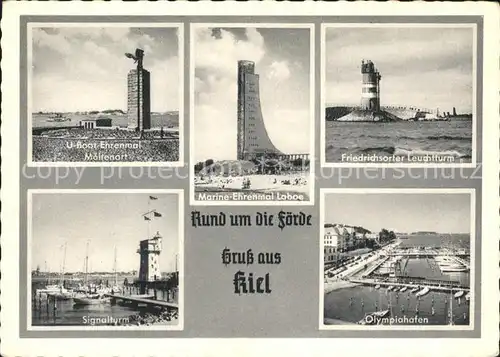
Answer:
106;294;178;309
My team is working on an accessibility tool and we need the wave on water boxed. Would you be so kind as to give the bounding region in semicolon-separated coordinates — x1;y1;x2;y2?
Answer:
359;146;396;155
355;134;471;141
353;146;469;158
426;135;472;141
393;147;468;158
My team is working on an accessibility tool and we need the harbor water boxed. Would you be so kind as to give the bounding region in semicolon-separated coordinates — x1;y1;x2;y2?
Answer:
32;286;179;326
324;234;471;325
324;286;470;325
32;112;179;129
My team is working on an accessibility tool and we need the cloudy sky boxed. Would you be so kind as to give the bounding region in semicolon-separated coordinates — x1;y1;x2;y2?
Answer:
193;27;311;162
31;193;179;273
325;26;474;113
325;192;471;234
32;26;180;112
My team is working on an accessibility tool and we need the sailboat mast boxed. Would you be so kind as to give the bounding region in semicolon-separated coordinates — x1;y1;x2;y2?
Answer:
45;260;50;285
147;197;150;238
60;243;67;286
450;286;453;325
84;241;89;286
113;246;117;286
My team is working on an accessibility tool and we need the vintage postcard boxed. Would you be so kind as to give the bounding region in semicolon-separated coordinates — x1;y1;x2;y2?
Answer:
27;189;184;330
321;24;477;167
28;23;184;166
320;189;475;329
1;2;499;357
190;24;314;205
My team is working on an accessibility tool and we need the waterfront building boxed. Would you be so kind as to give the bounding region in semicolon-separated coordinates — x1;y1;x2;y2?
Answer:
324;225;346;264
365;232;379;243
340;226;356;250
79;117;113;129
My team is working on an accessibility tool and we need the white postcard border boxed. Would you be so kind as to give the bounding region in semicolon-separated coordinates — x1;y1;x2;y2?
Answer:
2;1;498;357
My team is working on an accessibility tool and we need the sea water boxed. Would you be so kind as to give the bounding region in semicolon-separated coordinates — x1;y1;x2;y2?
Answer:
325;120;472;163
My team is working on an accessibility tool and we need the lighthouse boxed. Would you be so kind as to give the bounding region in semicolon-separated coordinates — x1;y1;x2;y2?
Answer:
137;231;163;282
360;60;381;112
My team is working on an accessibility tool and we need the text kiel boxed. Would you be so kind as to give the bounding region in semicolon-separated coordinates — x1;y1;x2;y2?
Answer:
222;248;281;295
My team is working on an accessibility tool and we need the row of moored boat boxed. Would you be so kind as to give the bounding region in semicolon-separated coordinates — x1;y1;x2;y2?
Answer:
373;284;470;300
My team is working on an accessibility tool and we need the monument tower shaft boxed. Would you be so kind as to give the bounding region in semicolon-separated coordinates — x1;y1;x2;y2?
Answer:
360;60;381;111
236;60;283;160
127;69;151;130
126;48;151;131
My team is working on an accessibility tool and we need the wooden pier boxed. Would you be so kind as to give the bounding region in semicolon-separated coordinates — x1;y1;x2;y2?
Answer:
105;294;179;310
361;257;389;277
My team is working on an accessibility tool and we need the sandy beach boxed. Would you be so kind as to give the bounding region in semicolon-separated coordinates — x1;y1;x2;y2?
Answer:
195;173;309;194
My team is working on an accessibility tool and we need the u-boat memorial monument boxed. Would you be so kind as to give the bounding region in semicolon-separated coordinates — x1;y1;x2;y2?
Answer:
31;48;180;163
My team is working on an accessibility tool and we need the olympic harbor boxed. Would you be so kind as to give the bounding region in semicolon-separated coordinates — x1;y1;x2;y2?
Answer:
322;191;473;327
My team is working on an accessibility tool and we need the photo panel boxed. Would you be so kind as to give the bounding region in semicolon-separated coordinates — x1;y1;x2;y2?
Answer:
320;189;475;330
190;24;315;205
28;23;184;166
321;24;477;167
27;189;184;331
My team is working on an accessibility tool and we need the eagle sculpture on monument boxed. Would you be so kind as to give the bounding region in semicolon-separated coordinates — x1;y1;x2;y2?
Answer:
125;48;144;69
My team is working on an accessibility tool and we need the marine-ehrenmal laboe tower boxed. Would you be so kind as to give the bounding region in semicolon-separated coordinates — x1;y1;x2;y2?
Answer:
236;60;284;161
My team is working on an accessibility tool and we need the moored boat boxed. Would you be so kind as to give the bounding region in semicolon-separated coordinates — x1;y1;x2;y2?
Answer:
73;294;109;306
374;284;380;289
48;289;74;300
441;266;469;272
46;113;70;122
415;287;430;297
454;290;465;298
465;292;471;301
36;285;64;295
373;309;390;318
358;310;390;325
410;286;420;293
399;286;408;293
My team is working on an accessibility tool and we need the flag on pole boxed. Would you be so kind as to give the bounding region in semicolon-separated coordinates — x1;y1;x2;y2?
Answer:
144;216;151;221
149;196;158;200
153;212;162;217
